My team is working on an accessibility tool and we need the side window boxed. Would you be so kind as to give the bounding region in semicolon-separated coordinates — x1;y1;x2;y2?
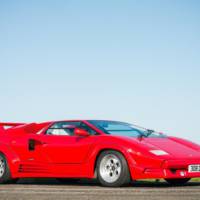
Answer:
46;122;80;136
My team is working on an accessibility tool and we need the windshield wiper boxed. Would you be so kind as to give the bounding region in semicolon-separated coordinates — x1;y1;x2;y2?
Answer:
145;129;155;137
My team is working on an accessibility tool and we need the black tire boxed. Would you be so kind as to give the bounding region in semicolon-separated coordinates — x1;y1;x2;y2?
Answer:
57;178;80;184
165;178;190;185
96;150;130;187
0;153;14;184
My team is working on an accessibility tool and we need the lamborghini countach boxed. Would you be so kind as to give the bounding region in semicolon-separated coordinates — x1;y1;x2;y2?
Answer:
0;120;200;187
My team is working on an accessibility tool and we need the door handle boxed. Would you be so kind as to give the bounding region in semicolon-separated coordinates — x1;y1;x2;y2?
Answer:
41;141;48;145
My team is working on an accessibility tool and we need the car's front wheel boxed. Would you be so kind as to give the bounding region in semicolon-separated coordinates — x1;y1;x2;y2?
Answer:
165;178;191;185
96;150;130;187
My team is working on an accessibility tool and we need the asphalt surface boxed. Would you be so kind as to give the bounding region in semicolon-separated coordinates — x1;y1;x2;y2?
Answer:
0;179;200;200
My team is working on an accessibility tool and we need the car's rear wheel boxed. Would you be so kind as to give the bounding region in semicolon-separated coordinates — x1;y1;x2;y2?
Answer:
96;150;130;187
0;153;15;184
165;178;190;185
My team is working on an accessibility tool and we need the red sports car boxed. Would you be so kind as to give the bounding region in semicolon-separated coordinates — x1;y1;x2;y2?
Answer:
0;120;200;187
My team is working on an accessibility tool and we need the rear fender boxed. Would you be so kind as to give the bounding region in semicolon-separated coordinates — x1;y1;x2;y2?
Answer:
0;143;21;178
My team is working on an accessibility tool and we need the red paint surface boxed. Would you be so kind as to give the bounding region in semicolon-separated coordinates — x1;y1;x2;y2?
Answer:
0;120;200;180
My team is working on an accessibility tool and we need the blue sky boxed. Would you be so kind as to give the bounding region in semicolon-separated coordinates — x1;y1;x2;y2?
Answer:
0;0;200;142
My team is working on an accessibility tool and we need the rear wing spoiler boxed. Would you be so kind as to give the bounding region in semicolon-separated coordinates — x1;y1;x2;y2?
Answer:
0;123;25;131
0;122;51;134
0;122;25;127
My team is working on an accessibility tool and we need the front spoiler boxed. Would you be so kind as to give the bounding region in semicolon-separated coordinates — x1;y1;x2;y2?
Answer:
130;158;200;180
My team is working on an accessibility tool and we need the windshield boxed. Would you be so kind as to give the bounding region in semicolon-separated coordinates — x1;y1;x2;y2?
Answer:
88;120;166;138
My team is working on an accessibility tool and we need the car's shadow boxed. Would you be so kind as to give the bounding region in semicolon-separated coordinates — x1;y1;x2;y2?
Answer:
16;178;200;188
132;180;200;188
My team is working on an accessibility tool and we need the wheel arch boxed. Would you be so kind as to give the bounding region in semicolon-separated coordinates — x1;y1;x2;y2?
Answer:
0;143;20;178
92;147;133;178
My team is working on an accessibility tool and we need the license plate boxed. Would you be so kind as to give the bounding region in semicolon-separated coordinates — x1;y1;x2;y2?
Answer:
188;165;200;172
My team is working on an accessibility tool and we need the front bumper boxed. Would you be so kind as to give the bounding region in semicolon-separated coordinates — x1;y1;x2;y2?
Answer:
130;159;200;180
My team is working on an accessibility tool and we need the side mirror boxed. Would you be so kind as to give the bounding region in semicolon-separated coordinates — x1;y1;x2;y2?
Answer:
74;128;89;137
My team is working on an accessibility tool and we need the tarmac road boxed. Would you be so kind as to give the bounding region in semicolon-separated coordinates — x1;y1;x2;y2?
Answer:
0;179;200;200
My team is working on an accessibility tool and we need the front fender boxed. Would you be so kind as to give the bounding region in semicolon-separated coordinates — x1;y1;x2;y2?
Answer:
85;142;136;178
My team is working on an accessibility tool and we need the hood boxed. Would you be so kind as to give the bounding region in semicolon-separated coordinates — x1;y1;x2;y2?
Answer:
140;137;200;159
117;135;200;159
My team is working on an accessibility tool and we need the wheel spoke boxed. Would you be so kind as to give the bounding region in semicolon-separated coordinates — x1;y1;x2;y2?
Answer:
0;158;5;177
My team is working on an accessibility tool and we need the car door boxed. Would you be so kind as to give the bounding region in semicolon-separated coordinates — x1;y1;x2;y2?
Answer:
37;121;97;164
